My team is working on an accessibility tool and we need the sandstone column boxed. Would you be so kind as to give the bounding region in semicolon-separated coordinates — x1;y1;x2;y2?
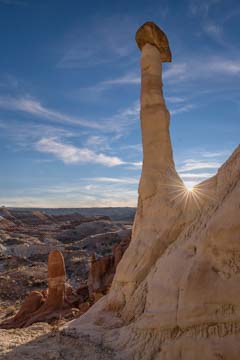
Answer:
0;250;67;328
107;22;185;313
140;43;174;173
24;250;67;326
47;250;66;308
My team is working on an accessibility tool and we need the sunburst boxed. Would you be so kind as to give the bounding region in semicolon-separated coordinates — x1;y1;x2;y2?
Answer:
166;180;206;211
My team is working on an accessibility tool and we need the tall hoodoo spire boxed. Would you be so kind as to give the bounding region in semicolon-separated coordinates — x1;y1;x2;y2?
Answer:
137;22;176;186
106;22;185;312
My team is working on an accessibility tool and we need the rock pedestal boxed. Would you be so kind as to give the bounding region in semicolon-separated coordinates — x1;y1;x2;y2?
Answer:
46;250;66;308
0;250;70;328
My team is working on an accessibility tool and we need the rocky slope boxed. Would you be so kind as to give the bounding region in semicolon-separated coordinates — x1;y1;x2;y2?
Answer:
63;22;240;360
0;207;131;323
0;323;116;360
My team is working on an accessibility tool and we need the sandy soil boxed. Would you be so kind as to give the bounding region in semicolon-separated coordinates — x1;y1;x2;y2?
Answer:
0;322;116;360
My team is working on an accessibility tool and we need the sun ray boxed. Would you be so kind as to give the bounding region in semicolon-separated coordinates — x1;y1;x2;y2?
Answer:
162;177;215;211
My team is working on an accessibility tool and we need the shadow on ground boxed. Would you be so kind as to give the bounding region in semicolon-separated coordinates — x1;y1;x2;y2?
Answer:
0;325;116;360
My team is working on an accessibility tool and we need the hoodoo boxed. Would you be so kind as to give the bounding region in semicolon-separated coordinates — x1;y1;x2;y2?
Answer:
1;250;69;328
66;22;240;359
106;21;187;315
24;250;67;326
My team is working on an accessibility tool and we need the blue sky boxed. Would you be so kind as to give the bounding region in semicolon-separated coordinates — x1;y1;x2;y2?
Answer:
0;0;239;207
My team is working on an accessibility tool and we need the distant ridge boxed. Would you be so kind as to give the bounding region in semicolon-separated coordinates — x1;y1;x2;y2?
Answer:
7;207;136;222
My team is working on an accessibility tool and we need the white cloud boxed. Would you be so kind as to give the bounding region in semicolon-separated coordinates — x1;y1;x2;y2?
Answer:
0;177;139;207
0;194;137;208
176;147;233;187
120;143;142;152
127;161;143;170
178;159;221;172
101;73;140;86
0;96;102;129
0;120;74;142
73;55;240;110
84;135;110;151
0;95;142;135
73;72;140;102
200;150;230;158
178;172;215;179
89;177;139;184
209;60;240;74
36;137;125;167
35;137;144;169
77;55;240;98
162;58;240;87
170;104;194;115
163;64;188;81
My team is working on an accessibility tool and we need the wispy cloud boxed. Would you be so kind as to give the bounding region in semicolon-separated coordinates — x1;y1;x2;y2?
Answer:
179;171;216;190
200;150;230;158
75;72;140;100
36;137;125;167
176;148;232;187
58;15;138;69
95;57;240;90
0;177;138;207
179;172;215;180
74;55;240;105
33;177;139;193
0;96;102;129
120;143;142;152
101;73;140;86
166;96;186;103
127;161;142;170
163;64;188;81
170;104;194;115
89;64;187;90
203;22;223;42
189;0;222;17
0;192;137;208
189;0;238;50
163;58;240;85
84;135;110;151
106;101;140;133
178;159;221;172
0;95;141;135
86;177;138;184
0;120;74;149
209;60;240;74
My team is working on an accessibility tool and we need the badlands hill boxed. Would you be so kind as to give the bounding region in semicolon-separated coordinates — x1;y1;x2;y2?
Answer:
0;207;131;319
0;21;239;360
9;207;136;222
